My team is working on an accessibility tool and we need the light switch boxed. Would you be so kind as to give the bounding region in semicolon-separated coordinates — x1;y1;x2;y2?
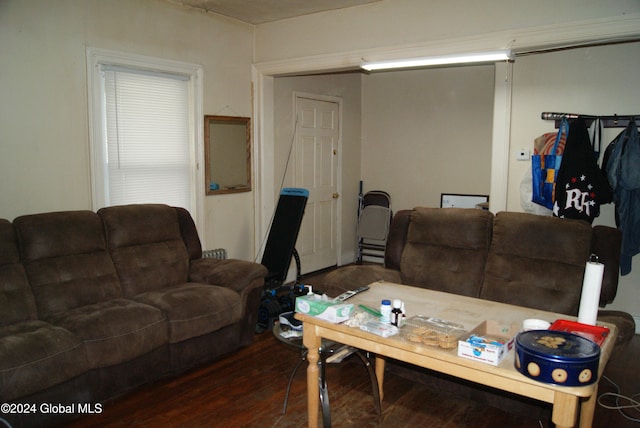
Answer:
516;149;530;161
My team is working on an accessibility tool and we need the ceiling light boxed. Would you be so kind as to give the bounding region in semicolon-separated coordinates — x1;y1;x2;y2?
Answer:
361;50;514;71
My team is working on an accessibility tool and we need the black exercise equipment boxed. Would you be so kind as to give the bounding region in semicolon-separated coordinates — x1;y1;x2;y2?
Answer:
256;188;309;331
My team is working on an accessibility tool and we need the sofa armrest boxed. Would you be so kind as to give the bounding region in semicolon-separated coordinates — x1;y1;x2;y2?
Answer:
322;265;402;298
189;258;267;294
189;258;267;347
598;309;636;347
385;210;411;270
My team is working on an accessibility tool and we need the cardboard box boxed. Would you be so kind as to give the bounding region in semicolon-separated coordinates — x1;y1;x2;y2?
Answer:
457;320;519;366
295;294;353;323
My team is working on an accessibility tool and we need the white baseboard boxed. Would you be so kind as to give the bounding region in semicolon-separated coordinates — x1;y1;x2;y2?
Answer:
340;251;356;266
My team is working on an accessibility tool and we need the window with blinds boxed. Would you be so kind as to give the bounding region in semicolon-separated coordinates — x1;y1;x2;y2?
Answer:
87;48;203;232
101;66;191;208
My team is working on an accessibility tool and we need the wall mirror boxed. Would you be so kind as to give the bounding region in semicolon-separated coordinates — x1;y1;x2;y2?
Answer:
204;115;251;195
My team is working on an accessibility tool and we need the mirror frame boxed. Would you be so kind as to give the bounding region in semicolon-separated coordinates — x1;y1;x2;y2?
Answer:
204;115;251;195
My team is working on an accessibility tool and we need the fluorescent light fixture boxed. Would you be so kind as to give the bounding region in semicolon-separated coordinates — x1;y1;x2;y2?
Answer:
361;50;514;71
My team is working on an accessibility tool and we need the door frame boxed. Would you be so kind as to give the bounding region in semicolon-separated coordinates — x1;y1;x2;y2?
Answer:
293;91;343;274
251;74;344;278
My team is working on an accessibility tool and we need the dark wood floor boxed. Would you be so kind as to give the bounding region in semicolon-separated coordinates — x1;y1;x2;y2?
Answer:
67;268;640;428
67;330;639;428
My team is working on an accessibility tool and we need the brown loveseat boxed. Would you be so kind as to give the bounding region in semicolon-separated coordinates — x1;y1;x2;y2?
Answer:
322;207;635;421
325;208;635;342
0;204;267;428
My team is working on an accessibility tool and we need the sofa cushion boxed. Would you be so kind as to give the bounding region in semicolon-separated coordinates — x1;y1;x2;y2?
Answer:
480;212;592;315
400;208;493;297
99;205;190;296
13;211;122;318
0;219;38;326
46;298;168;369
0;320;87;401
134;283;242;344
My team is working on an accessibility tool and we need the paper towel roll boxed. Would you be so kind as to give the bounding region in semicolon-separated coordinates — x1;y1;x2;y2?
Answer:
577;261;605;325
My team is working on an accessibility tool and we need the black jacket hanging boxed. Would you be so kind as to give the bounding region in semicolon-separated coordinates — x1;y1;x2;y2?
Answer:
553;118;611;223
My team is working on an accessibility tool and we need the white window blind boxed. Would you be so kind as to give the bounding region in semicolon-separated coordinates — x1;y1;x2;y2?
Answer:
102;66;191;209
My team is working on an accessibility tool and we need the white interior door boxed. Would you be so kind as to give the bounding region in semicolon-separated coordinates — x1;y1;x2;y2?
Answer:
294;95;340;274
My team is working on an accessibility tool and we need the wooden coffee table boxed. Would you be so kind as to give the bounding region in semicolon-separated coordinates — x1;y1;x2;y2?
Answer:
296;281;617;428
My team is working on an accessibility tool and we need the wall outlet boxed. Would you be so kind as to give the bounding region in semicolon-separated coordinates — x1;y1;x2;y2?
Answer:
516;149;530;161
635;316;640;334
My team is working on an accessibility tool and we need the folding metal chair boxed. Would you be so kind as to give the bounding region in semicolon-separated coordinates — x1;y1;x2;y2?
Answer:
356;190;391;264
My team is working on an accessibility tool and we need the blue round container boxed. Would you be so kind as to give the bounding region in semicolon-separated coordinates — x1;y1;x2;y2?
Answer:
514;330;600;386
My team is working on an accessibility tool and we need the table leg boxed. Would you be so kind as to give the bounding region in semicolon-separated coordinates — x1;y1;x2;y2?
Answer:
552;391;579;428
303;324;321;428
375;356;385;402
579;389;598;428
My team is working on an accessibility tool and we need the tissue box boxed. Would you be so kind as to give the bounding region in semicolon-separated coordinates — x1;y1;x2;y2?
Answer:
457;320;519;366
295;294;353;323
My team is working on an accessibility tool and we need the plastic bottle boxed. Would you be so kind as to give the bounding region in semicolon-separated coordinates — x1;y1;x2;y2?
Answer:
380;300;392;323
391;299;404;327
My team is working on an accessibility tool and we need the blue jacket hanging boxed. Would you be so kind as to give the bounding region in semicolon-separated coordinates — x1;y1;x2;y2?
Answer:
605;117;640;275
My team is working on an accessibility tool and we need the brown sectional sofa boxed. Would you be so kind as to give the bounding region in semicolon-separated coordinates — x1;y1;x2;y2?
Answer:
0;204;267;428
322;207;635;421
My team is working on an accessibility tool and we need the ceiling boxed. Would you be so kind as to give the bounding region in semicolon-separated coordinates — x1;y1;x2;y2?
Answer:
170;0;382;24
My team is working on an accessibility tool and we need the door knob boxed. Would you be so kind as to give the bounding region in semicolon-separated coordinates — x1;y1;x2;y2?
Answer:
332;193;339;199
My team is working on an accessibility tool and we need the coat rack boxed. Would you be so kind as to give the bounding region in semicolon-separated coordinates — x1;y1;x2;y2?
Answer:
541;112;637;129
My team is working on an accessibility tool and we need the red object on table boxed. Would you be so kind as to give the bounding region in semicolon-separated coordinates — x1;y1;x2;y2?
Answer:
549;319;610;347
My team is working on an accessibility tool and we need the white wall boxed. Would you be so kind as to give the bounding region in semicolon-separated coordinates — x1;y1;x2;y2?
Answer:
0;0;255;259
361;65;494;210
255;0;640;65
509;42;640;319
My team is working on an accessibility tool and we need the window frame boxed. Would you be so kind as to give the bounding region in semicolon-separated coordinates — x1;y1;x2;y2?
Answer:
86;47;204;239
